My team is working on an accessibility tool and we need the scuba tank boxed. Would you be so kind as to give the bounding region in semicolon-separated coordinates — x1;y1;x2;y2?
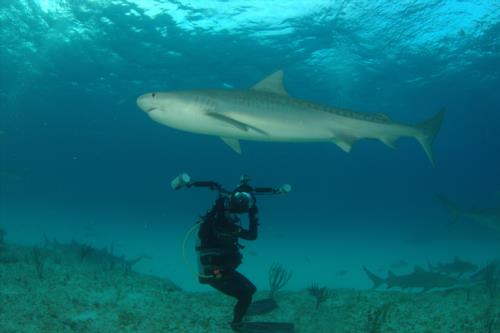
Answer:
174;173;291;281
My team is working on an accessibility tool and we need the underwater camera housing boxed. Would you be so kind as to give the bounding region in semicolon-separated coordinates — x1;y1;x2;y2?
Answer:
171;173;192;190
170;173;292;203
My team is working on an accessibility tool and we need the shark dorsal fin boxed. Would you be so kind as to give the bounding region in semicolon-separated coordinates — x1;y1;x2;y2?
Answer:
414;265;425;273
251;70;288;96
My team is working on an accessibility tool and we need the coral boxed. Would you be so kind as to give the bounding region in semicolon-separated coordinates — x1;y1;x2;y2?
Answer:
268;263;292;299
366;302;391;333
79;244;94;261
483;264;498;300
31;247;46;280
118;310;140;328
308;283;332;310
482;302;499;333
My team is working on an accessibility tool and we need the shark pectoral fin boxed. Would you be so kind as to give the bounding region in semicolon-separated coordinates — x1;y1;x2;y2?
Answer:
220;137;242;154
332;135;357;153
379;136;398;149
206;112;268;136
207;112;248;131
251;70;288;96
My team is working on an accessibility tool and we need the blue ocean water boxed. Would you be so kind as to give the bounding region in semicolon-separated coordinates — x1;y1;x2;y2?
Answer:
0;0;499;293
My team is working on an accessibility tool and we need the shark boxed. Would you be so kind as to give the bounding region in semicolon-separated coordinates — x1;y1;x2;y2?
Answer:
469;260;500;282
363;265;459;292
436;195;500;232
137;71;445;165
427;257;478;278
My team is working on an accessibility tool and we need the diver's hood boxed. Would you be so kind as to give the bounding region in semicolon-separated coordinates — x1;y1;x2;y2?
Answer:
228;185;255;213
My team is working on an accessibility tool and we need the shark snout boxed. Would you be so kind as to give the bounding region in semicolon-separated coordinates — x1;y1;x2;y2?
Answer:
137;94;156;113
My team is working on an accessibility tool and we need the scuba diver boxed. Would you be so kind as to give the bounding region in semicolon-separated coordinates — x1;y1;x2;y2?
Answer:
172;173;295;333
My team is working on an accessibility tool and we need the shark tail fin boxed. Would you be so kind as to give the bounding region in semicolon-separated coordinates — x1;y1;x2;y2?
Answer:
415;108;446;167
362;266;385;289
435;194;461;225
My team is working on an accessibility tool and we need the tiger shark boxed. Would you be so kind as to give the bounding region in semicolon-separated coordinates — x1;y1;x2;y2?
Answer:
437;195;500;232
363;266;459;292
427;257;478;278
137;71;445;165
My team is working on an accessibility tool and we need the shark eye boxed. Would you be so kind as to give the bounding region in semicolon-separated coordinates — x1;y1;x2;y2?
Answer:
152;93;156;98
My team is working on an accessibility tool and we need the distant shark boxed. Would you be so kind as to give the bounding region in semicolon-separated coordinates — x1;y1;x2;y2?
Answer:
436;195;500;232
427;257;478;278
469;260;500;282
363;265;458;292
137;71;445;165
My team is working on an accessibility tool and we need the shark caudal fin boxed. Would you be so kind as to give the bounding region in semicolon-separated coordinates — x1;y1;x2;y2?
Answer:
435;194;461;225
415;108;446;167
362;266;385;289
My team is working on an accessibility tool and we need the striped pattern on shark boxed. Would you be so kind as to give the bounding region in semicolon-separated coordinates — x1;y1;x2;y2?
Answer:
137;71;445;165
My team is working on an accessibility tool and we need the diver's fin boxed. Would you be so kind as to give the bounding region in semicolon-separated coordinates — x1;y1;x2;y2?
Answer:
332;135;357;153
247;298;279;316
220;137;242;154
231;321;295;333
251;71;288;96
206;112;268;136
362;266;385;289
415;108;446;167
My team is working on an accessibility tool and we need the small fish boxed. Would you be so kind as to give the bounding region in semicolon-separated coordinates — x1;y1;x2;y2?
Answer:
115;98;128;105
336;270;348;276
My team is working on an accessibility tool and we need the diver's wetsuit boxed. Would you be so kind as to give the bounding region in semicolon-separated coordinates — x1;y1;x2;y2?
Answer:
197;196;258;325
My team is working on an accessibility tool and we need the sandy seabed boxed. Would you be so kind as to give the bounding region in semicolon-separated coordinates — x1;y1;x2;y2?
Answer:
0;241;498;333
